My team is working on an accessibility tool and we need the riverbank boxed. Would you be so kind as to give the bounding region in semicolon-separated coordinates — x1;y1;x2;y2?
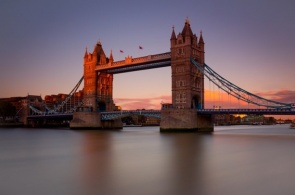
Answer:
0;122;24;128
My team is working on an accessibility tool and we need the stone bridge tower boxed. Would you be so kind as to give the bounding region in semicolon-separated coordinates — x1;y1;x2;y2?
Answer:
160;18;213;132
70;41;121;129
170;18;205;109
83;41;115;112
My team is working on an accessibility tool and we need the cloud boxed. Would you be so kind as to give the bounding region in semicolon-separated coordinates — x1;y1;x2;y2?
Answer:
255;90;295;103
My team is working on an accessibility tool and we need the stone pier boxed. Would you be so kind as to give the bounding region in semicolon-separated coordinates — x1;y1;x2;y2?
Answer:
70;108;122;129
160;108;213;132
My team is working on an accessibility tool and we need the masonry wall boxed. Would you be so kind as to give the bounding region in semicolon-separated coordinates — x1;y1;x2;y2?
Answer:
70;112;101;129
160;108;213;132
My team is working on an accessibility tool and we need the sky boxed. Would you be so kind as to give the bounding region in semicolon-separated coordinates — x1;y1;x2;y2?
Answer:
1;0;295;112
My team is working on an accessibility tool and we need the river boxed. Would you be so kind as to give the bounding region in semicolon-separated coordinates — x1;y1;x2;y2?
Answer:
1;124;295;195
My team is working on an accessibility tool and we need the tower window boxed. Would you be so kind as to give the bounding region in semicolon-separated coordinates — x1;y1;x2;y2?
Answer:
176;66;185;73
178;48;184;54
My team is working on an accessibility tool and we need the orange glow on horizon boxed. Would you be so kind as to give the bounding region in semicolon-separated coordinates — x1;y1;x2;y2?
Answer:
114;88;266;110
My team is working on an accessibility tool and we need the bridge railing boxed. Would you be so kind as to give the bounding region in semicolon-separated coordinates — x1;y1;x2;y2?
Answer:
197;108;295;115
101;110;161;120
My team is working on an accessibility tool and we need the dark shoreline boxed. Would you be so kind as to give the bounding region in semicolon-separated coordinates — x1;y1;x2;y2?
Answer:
0;123;24;128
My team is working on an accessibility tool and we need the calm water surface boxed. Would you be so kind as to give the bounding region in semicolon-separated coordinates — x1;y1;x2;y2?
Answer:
1;124;295;195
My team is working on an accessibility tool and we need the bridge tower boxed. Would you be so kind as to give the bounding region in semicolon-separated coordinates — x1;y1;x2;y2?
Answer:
70;42;121;129
160;18;213;132
170;18;205;109
83;41;115;112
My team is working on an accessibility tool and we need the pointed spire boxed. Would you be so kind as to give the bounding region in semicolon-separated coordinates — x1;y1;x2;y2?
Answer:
181;17;193;37
199;30;204;44
97;39;101;45
93;40;102;54
84;47;88;58
185;16;190;24
170;25;176;40
109;49;114;63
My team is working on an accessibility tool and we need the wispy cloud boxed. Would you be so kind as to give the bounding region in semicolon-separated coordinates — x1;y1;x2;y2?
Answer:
255;90;295;103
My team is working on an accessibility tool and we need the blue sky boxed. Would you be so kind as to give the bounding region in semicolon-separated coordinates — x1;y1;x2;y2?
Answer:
1;0;295;109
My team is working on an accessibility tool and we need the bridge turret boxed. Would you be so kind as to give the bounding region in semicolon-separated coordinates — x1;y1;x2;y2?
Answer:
92;41;107;65
198;31;205;64
170;25;176;47
83;44;98;110
109;50;114;64
181;17;193;45
84;47;88;59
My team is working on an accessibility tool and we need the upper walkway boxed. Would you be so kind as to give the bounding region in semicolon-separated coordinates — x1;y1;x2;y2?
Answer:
95;52;171;74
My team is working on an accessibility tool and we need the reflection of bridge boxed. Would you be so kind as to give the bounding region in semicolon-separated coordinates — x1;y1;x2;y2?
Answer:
26;18;294;131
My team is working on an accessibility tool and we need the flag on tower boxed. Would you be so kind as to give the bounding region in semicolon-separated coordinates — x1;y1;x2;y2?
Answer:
139;46;143;49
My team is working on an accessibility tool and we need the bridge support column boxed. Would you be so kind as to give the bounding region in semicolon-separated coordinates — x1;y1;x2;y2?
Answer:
70;112;102;129
160;108;214;132
101;119;123;129
70;109;123;129
27;119;44;128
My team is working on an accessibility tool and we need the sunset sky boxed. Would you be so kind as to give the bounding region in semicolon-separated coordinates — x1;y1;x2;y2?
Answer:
1;0;295;111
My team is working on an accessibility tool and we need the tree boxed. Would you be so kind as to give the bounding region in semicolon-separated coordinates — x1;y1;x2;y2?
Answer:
121;116;134;125
138;115;146;124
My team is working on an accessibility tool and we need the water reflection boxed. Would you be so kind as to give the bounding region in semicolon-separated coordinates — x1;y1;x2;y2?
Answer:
1;125;295;195
80;131;113;195
159;133;208;195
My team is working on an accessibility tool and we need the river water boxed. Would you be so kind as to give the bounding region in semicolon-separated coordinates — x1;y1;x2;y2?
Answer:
1;124;295;195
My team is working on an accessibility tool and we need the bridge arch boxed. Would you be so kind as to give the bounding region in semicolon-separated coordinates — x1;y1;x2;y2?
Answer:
97;101;106;112
191;95;202;109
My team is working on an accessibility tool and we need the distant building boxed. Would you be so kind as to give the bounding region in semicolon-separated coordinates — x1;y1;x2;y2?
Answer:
144;116;160;126
44;90;83;111
0;95;43;123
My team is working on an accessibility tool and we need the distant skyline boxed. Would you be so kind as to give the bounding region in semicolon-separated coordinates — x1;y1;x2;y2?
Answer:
1;0;295;111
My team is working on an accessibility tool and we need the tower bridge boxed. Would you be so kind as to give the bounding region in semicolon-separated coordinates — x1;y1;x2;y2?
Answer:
26;18;294;131
69;18;211;131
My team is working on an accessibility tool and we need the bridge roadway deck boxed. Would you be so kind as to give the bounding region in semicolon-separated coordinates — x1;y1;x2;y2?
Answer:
27;109;295;121
27;114;73;120
197;109;295;115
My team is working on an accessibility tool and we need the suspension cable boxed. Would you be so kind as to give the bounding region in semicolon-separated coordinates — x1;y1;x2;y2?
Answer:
190;57;290;109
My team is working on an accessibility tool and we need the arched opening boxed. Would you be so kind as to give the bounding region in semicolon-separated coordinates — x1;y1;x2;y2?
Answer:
191;95;201;109
97;101;106;112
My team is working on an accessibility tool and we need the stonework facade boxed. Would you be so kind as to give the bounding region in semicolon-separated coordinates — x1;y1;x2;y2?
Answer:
170;18;205;109
160;19;213;132
83;42;116;112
